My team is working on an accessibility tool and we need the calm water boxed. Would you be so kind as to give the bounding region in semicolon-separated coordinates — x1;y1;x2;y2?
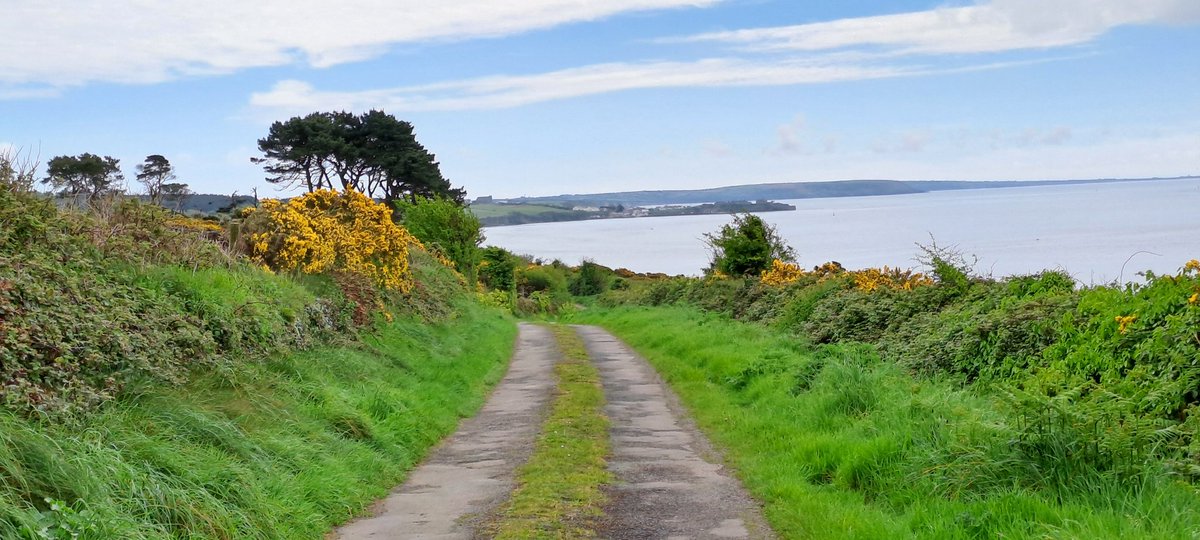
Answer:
484;178;1200;283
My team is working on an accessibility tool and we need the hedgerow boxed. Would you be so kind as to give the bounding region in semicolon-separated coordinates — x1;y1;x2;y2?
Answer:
599;254;1200;485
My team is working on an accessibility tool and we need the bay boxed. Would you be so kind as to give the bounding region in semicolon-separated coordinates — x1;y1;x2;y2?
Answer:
483;178;1200;284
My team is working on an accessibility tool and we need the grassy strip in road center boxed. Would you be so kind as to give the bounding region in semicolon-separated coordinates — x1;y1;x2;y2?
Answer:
492;324;611;539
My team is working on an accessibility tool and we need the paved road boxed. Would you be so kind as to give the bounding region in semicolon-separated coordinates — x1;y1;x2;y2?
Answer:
334;323;775;539
334;323;558;540
576;325;776;540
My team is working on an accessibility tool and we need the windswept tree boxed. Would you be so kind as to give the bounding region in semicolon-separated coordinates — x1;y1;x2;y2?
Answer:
704;213;796;277
161;182;192;211
253;110;464;208
42;153;123;203
135;154;176;204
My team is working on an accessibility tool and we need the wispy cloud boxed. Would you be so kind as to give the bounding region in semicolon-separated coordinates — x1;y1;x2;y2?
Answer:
247;0;1196;114
674;0;1200;54
249;59;911;113
0;0;719;95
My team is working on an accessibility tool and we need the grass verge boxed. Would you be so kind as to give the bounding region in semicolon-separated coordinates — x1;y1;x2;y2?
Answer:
492;324;611;539
567;305;1200;539
0;303;516;539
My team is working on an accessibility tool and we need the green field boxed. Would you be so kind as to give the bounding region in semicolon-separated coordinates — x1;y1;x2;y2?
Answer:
469;202;574;219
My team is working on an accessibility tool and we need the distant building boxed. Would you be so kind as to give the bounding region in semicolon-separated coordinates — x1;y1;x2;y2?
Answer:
474;195;493;204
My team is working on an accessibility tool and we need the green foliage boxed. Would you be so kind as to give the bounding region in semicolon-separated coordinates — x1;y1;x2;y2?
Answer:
597;256;1200;506
0;147;37;192
41;154;123;203
27;498;116;539
134;155;176;205
253;110;464;205
0;299;515;539
478;247;517;292
513;264;573;316
568;306;1200;539
0;185;63;252
396;196;483;283
568;260;613;297
703;213;795;277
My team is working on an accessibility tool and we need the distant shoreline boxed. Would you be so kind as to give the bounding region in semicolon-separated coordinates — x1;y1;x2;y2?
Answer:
488;176;1196;208
476;176;1196;227
475;199;795;227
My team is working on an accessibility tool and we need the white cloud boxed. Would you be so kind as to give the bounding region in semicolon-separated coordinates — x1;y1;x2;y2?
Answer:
0;0;719;92
774;115;806;155
243;0;1183;115
249;59;911;114
678;0;1200;54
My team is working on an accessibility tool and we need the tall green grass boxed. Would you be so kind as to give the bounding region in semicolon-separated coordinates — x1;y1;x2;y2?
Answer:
0;301;516;539
568;306;1200;539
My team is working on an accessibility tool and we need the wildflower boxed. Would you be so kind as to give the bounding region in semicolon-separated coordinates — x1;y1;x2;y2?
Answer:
761;259;804;286
242;189;415;291
1190;292;1199;305
1185;259;1200;273
1115;314;1137;334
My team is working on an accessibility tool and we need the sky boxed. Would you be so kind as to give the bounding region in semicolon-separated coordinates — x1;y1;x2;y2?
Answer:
2;0;1198;199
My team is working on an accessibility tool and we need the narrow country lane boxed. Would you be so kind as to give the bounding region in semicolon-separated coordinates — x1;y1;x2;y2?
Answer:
575;326;777;540
335;323;776;539
335;323;558;540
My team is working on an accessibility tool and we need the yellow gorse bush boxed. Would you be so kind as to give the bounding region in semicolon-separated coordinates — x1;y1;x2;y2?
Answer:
761;259;805;286
242;189;417;291
851;266;934;293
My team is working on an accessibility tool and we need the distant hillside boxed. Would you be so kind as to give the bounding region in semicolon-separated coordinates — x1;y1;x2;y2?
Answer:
498;176;1191;206
172;194;257;214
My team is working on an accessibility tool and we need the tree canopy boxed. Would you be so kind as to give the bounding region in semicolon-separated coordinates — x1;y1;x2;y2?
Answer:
42;153;123;202
252;110;464;207
704;213;796;277
135;154;176;204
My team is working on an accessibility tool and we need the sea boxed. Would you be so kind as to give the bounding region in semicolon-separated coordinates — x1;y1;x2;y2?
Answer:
483;178;1200;284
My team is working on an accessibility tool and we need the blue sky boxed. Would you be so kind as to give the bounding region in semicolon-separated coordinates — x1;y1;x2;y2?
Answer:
2;0;1198;199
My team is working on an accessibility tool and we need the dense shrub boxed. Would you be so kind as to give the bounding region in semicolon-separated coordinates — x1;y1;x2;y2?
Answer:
241;189;417;291
568;260;613;296
0;255;217;415
396;196;483;283
600;256;1200;480
478;247;517;292
703;213;795;277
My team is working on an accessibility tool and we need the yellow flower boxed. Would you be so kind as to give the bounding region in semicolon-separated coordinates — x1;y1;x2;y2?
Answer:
761;259;805;286
1115;314;1137;334
850;265;933;292
1185;259;1200;273
242;189;415;291
1189;292;1199;305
